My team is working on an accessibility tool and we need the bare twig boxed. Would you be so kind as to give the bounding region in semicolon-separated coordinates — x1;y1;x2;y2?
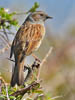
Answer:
32;53;41;63
0;31;15;35
37;47;53;80
0;34;11;46
2;26;9;41
5;83;10;100
0;77;10;99
0;35;7;45
34;94;44;100
51;95;63;99
10;81;39;97
40;47;53;65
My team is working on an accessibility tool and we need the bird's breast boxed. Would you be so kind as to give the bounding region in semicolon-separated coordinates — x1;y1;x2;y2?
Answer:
26;23;45;54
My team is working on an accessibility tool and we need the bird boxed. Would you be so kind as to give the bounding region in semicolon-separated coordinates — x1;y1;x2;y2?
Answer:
10;11;52;87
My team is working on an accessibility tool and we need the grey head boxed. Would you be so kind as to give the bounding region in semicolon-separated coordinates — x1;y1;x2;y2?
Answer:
26;11;53;23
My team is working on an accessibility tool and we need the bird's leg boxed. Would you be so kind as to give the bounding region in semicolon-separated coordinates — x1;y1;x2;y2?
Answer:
23;60;40;82
24;65;32;82
31;60;40;81
31;60;40;70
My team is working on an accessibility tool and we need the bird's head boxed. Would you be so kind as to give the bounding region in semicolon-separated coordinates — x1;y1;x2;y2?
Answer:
27;11;53;23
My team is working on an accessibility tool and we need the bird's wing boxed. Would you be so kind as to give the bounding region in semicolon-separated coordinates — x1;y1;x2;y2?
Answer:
10;21;33;59
10;24;28;59
10;40;15;58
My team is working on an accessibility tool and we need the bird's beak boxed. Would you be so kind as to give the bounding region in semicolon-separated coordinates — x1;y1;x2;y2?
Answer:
46;15;53;19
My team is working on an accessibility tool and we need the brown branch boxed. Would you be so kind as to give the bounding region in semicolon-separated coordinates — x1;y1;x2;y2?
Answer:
32;53;41;63
37;47;53;80
10;81;39;97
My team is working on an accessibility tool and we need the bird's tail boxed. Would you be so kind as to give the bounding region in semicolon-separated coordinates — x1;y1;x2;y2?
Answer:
11;61;24;87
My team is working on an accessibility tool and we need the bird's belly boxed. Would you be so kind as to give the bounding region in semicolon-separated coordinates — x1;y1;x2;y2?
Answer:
26;24;45;55
34;33;45;51
34;40;42;51
26;35;44;56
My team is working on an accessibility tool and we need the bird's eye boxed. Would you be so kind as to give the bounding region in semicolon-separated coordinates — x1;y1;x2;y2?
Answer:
40;14;43;16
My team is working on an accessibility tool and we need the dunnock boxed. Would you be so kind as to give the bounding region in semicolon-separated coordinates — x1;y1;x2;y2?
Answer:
10;11;52;86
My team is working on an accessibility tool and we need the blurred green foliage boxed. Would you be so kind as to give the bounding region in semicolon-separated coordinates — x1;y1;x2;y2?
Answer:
28;2;39;13
0;7;18;29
